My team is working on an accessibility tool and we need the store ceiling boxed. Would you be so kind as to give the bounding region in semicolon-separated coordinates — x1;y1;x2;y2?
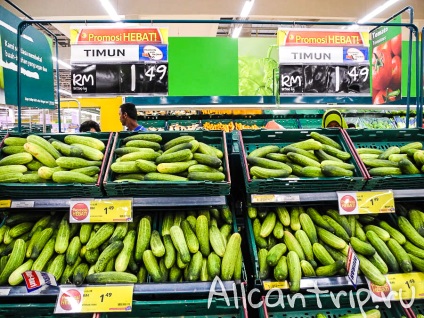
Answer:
2;0;423;61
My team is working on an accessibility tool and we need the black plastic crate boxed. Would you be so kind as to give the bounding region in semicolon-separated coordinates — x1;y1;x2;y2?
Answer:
0;132;113;199
238;129;367;194
103;131;231;197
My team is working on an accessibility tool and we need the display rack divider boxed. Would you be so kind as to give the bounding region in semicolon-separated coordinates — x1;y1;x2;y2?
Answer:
12;15;422;133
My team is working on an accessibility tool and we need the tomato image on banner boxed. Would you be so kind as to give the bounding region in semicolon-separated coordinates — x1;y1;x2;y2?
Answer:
370;16;402;105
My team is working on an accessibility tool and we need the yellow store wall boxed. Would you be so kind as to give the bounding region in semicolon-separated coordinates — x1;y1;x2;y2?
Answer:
61;97;123;132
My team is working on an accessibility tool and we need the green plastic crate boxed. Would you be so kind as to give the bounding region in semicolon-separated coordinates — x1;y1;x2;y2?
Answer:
138;119;166;131
0;132;113;199
234;119;267;130
167;119;201;131
411;299;424;316
104;297;246;317
272;118;300;129
345;128;424;190
259;293;406;318
103;131;231;197
0;303;91;317
238;129;367;194
298;118;323;129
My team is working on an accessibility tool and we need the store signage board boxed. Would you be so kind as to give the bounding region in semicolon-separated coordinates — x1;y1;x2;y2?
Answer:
366;272;424;302
70;27;168;95
0;6;55;109
370;15;402;105
69;198;133;223
336;191;395;215
54;285;133;314
277;29;370;97
251;194;300;203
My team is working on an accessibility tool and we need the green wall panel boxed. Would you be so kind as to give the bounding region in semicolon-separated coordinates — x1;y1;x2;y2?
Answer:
401;40;420;98
168;37;239;96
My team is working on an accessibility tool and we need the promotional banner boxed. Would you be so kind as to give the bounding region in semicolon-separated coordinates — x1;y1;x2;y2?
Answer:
370;15;402;105
278;29;370;96
70;27;168;95
0;6;54;108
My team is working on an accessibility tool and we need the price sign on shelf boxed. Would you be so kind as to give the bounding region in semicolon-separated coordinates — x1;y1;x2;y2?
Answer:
337;190;395;215
54;285;133;314
263;280;289;290
251;194;300;203
69;198;133;223
366;272;424;302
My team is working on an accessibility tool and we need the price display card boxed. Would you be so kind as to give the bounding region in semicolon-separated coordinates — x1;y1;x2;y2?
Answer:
54;285;134;314
367;272;424;302
69;198;133;223
263;280;289;290
337;191;395;215
251;194;300;204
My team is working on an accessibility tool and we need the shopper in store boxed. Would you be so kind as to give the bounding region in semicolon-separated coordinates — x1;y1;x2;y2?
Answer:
79;120;101;132
119;102;147;132
322;109;348;128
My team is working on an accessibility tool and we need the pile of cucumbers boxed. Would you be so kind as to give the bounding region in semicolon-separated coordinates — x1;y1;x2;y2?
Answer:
248;204;424;292
0;206;241;286
247;132;355;179
356;142;424;176
146;207;242;283
111;133;226;182
0;134;106;184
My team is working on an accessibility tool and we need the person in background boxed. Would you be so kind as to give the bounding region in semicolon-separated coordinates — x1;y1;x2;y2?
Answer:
347;123;356;128
79;120;100;132
119;102;147;132
322;109;348;128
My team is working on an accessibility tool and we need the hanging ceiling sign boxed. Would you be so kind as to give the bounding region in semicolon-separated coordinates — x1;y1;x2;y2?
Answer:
70;27;168;96
278;29;370;97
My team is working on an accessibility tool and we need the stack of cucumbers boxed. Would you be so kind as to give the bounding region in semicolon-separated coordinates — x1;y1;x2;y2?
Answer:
356;142;424;176
111;133;226;182
148;207;242;283
0;134;106;184
248;204;424;292
0;206;241;286
247;132;355;179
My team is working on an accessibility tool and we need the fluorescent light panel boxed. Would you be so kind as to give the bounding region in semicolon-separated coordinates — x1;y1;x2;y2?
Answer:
232;0;255;38
52;56;72;70
99;0;121;21
357;0;402;24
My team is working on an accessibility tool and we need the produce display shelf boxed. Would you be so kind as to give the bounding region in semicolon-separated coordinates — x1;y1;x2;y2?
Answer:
234;119;267;130
166;119;201;131
345;129;424;190
298;118;322;129
0;132;114;199
238;129;367;194
137;119;166;130
259;293;407;318
103;130;231;197
0;196;226;209
273;118;300;129
411;299;424;317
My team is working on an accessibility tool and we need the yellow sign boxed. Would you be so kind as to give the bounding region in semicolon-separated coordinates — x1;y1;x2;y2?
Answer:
55;285;134;313
388;272;424;301
69;198;133;223
251;194;300;204
0;200;11;208
337;191;395;215
263;280;289;290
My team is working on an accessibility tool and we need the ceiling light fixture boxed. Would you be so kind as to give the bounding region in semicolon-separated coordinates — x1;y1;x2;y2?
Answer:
232;0;255;38
58;89;72;96
347;0;402;29
52;57;72;70
99;0;121;21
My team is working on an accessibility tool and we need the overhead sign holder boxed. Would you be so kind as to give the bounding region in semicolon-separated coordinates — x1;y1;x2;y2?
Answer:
278;28;370;98
70;27;168;96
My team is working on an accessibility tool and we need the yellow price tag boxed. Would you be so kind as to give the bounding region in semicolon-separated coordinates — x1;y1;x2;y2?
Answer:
55;285;133;313
387;272;424;301
69;198;133;223
251;194;276;203
263;280;289;290
0;200;11;208
337;191;395;215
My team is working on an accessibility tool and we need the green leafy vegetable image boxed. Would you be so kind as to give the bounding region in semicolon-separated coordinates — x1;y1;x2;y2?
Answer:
238;45;278;96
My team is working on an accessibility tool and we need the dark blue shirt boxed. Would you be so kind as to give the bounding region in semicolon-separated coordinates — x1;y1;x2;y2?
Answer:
133;125;147;132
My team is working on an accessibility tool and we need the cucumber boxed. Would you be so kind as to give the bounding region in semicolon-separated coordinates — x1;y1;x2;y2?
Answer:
86;271;137;284
248;145;280;158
